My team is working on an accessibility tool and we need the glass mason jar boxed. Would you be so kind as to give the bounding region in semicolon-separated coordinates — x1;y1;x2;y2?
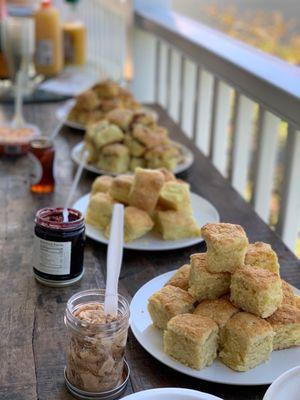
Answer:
64;289;130;393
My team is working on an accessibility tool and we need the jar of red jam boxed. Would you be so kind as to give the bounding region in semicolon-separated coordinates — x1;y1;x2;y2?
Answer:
33;207;85;287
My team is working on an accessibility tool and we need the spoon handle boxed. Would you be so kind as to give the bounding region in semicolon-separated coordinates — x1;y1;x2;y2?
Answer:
104;204;124;317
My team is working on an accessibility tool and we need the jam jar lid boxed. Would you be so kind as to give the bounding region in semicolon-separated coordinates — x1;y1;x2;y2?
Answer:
35;207;84;231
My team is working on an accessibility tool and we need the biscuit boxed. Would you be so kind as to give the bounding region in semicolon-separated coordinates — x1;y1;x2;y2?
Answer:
97;144;130;173
132;124;169;149
281;279;296;306
145;144;181;171
194;297;239;328
230;266;283;318
147;285;195;330
106;108;133;130
128;168;164;213
188;253;231;302
245;242;280;274
76;89;100;111
109;174;134;204
163;314;218;370
266;304;300;350
105;206;154;242
129;157;146;172
155;210;201;241
86;120;124;150
158;181;192;213
201;223;248;273
165;264;191;291
85;192;114;229
219;312;274;371
91;175;114;195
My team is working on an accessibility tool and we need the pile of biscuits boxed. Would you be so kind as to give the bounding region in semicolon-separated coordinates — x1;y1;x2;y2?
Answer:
84;107;183;173
148;222;300;371
85;167;201;242
68;79;140;126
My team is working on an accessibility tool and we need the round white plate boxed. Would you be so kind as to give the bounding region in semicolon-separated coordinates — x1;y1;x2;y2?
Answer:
130;270;300;385
56;100;84;131
73;192;219;251
121;388;223;400
71;141;194;176
263;366;300;400
56;100;159;132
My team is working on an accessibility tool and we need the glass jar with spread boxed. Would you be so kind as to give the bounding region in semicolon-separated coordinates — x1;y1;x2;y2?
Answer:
33;207;85;286
64;289;130;398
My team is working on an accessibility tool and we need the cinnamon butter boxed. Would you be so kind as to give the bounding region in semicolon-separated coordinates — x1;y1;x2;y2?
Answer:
64;290;130;395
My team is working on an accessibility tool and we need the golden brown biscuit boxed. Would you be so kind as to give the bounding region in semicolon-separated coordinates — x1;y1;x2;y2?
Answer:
85;192;115;230
147;285;195;330
158;181;192;213
155;210;201;241
219;312;274;371
194;297;239;328
92;79;120;98
91;175;114;195
132;124;169;149
123;134;146;157
201;223;248;273
230;265;283;318
92;123;124;150
145;144;181;171
128;168;164;213
188;253;231;302
281;279;296;306
76;89;101;111
109;174;134;204
106;108;134;131
266;304;300;350
245;242;280;274
97;144;130;173
163;314;218;370
165;264;191;291
157;168;176;182
105;206;154;242
129;157;146;171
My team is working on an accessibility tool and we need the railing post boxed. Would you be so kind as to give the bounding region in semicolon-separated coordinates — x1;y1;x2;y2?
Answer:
276;127;300;251
230;94;254;196
132;0;171;102
252;108;280;222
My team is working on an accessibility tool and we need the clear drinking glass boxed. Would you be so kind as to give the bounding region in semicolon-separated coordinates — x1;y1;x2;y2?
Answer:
1;15;35;90
64;289;130;393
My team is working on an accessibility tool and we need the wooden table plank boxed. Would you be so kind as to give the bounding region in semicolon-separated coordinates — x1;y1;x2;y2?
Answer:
0;102;299;400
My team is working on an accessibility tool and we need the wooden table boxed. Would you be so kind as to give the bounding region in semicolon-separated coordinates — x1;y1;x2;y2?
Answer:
1;102;299;400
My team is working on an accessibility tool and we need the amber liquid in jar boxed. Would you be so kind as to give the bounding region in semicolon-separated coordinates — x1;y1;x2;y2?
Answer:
29;137;55;193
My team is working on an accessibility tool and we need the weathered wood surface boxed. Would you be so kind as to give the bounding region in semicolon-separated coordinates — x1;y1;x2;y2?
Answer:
0;103;299;400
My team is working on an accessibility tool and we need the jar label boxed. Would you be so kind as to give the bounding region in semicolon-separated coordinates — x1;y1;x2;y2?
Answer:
28;152;43;185
34;236;71;276
36;40;53;66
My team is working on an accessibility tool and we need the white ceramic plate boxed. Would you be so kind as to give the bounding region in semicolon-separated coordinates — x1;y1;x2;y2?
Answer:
56;100;159;132
71;141;194;176
73;192;219;251
130;270;300;385
121;388;223;400
263;365;300;400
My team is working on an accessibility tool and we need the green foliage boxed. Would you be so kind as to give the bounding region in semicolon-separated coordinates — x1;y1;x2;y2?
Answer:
201;4;300;65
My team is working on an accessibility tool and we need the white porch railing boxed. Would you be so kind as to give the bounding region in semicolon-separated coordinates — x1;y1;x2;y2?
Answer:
60;0;300;255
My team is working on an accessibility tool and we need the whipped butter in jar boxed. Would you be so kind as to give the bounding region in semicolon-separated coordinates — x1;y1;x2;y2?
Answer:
64;289;130;398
